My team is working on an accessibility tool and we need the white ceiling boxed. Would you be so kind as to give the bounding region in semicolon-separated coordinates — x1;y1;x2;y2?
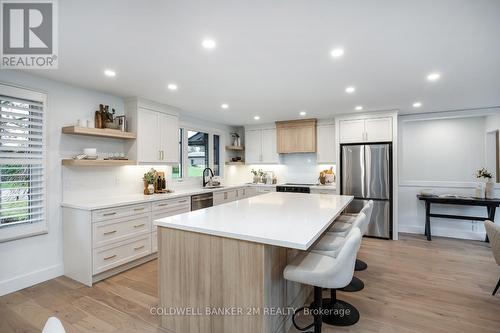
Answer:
28;0;500;125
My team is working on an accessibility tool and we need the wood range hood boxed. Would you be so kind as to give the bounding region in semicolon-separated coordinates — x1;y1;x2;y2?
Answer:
275;118;317;154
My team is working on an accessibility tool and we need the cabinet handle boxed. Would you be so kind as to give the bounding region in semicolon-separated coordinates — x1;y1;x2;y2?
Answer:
224;192;228;199
158;203;169;207
161;150;164;160
104;254;117;261
103;212;116;216
178;200;187;203
159;150;162;160
134;207;145;211
134;245;145;251
103;230;117;235
134;223;145;228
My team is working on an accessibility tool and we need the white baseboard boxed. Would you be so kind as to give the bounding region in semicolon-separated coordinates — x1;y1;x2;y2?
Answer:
0;264;63;296
399;225;486;241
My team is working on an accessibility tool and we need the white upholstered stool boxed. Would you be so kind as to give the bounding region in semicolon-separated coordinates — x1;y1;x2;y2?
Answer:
332;201;374;272
284;228;362;332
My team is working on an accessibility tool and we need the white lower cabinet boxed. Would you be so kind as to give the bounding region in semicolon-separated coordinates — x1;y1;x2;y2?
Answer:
310;188;336;195
245;187;258;197
214;189;237;205
256;186;276;194
93;235;151;275
63;195;190;286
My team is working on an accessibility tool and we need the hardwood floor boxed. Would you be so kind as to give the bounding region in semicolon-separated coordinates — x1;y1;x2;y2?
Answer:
1;234;499;333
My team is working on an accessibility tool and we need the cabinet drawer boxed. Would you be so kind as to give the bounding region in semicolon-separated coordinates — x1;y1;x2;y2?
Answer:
310;188;335;195
93;235;151;274
151;205;190;232
152;197;190;212
213;192;225;206
152;231;158;253
92;203;150;223
235;188;246;199
93;213;151;248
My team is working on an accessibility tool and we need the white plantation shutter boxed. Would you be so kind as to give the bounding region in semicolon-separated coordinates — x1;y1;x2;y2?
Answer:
0;84;47;241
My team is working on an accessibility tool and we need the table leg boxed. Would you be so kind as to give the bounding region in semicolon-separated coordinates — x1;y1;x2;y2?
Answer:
425;201;431;241
485;206;496;243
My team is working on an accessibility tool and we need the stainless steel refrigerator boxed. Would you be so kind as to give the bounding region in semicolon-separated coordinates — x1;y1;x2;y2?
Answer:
341;143;392;239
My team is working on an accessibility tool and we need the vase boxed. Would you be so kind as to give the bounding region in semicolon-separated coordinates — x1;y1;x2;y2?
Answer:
253;175;260;184
148;183;155;195
485;181;495;199
474;183;485;198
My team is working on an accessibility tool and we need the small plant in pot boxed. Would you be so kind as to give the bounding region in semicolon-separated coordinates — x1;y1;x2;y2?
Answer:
143;168;156;195
476;168;495;199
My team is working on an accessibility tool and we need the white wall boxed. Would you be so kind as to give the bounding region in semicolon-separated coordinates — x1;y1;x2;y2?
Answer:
398;112;500;240
0;71;125;296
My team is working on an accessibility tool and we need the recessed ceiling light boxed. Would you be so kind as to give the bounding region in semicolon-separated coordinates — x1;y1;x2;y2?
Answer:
254;116;260;120
167;83;178;91
345;86;356;94
202;39;216;49
427;72;440;81
221;103;229;109
412;102;422;108
299;111;307;116
104;69;116;77
355;106;363;111
330;48;344;58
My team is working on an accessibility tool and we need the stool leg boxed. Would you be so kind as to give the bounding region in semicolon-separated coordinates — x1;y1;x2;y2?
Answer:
313;286;323;333
493;276;500;296
314;289;360;326
355;258;367;271
340;276;364;292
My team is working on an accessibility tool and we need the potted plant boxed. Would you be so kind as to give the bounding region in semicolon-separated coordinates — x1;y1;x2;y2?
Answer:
143;168;156;195
476;168;494;199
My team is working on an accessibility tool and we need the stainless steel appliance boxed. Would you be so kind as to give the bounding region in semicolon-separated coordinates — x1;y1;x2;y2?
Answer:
341;143;392;238
276;183;312;193
191;193;213;211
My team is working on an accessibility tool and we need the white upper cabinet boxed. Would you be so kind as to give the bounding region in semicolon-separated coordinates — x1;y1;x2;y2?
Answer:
245;127;280;164
364;117;392;142
339;119;365;143
261;128;279;163
316;123;336;163
125;98;180;164
245;129;262;164
137;108;161;162
159;113;179;163
339;117;392;143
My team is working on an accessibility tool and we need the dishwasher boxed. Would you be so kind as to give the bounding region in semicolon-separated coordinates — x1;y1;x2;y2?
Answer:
191;193;213;211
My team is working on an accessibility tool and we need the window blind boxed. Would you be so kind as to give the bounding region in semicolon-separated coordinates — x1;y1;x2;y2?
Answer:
0;94;45;228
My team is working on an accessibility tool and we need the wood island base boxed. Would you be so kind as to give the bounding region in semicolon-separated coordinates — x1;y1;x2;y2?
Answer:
158;227;311;333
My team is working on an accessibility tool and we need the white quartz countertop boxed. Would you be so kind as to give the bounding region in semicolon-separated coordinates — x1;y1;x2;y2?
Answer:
61;185;249;210
61;183;336;210
154;192;352;250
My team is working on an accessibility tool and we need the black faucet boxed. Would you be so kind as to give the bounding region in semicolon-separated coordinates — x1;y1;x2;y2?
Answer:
202;167;214;187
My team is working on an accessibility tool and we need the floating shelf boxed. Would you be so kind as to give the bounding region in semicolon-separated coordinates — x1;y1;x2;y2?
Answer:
62;126;136;139
62;159;136;166
225;145;245;151
225;161;245;165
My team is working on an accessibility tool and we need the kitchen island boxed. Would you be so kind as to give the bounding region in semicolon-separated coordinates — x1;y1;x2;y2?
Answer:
154;192;353;333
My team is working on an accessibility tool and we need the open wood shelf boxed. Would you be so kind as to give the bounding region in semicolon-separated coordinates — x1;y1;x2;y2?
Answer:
225;161;245;165
62;126;136;139
225;145;245;151
62;159;136;166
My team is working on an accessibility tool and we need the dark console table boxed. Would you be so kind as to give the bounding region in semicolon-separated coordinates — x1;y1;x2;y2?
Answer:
417;194;500;241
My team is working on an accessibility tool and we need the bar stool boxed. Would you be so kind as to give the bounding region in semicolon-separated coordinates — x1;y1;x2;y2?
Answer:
331;201;373;272
284;228;362;332
314;211;369;293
